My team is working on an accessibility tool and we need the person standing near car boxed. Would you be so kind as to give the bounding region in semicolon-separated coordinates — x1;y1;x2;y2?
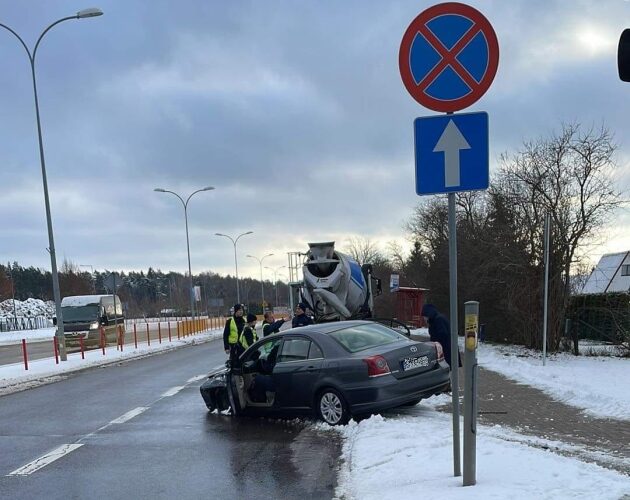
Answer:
262;311;288;337
421;303;461;369
291;302;313;328
236;313;259;357
223;304;245;361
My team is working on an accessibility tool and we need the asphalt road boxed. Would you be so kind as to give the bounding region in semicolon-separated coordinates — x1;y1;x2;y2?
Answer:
0;321;210;365
0;337;340;499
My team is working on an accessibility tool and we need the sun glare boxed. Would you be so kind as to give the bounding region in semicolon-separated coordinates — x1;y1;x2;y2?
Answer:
577;26;616;56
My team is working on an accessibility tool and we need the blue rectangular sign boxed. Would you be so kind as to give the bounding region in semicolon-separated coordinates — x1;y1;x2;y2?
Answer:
414;111;489;195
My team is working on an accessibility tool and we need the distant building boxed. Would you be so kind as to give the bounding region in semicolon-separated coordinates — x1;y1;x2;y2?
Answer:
581;251;630;294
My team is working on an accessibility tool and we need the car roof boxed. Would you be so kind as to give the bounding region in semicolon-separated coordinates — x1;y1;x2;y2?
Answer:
281;320;376;335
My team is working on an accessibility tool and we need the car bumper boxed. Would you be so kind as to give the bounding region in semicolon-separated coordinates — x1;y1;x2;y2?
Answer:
344;362;451;414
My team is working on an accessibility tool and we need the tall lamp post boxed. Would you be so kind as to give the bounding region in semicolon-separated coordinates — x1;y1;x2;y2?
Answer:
1;8;104;361
215;231;253;304
154;187;215;321
264;265;286;309
247;253;274;312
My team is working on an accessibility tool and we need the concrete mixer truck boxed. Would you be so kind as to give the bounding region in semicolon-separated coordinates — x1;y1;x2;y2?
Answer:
296;242;382;323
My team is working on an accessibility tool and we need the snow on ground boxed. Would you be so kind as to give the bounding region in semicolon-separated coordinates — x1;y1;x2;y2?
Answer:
478;342;630;421
0;327;57;345
327;330;630;498
330;405;630;500
0;328;224;396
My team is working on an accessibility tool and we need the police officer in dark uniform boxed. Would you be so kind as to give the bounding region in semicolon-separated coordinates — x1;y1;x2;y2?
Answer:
292;302;313;328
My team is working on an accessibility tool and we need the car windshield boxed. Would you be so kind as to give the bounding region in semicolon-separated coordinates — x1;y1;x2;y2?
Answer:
328;323;407;353
62;305;99;322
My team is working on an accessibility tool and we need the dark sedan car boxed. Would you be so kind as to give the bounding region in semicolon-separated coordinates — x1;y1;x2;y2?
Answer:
200;320;450;425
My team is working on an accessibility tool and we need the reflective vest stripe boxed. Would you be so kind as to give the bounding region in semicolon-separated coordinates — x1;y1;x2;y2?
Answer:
239;326;257;350
228;318;238;344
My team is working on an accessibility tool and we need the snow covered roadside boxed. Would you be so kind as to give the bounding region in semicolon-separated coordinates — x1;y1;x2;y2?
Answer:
0;328;223;396
0;327;57;345
331;399;630;499
478;343;630;421
407;330;629;421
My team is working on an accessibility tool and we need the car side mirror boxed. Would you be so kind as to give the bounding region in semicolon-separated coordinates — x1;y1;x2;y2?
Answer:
101;315;109;326
52;317;57;326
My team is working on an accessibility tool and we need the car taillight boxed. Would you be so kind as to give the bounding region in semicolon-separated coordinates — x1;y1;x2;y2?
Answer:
434;342;444;361
363;355;391;377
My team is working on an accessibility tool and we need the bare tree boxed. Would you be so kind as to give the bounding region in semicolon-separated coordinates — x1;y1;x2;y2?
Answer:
498;123;624;349
344;236;386;266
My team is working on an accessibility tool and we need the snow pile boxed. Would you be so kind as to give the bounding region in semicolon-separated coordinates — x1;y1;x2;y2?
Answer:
0;298;55;319
478;342;630;421
333;411;630;500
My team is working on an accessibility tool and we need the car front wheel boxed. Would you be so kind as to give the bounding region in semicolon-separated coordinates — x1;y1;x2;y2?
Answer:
317;389;350;425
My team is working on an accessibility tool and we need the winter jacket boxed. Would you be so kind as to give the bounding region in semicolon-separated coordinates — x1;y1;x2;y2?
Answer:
262;319;285;337
421;304;461;368
292;313;313;328
223;316;245;351
236;325;257;357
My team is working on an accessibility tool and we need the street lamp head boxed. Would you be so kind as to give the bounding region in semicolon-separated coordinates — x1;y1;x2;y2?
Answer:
246;255;254;258
245;231;254;235
215;233;225;237
77;8;103;18
154;188;166;193
202;186;215;192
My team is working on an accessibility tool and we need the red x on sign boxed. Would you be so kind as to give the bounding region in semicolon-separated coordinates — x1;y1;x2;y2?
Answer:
399;2;499;112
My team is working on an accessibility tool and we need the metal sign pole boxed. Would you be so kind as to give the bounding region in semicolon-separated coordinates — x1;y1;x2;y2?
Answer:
463;300;479;486
448;192;461;477
543;213;550;366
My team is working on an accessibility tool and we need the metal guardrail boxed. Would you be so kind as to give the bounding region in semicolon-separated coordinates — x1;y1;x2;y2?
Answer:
0;316;52;332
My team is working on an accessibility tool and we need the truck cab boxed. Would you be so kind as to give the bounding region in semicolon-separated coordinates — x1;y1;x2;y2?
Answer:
60;295;124;347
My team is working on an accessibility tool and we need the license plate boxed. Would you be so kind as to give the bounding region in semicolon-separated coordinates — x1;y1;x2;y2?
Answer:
402;356;429;371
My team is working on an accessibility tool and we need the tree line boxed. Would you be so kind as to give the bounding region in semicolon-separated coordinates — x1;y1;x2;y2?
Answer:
0;260;288;318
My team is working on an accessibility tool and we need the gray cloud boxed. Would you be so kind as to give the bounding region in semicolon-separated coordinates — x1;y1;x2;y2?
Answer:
1;0;629;279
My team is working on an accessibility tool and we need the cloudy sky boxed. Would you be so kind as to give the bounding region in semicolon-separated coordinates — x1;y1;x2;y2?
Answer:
0;0;629;280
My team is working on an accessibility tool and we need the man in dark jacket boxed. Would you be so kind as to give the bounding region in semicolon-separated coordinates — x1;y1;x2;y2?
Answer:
421;303;461;369
236;313;259;357
262;312;288;337
292;302;313;328
223;304;245;360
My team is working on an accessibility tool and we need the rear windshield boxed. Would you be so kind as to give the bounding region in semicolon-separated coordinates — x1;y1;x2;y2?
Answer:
328;323;407;353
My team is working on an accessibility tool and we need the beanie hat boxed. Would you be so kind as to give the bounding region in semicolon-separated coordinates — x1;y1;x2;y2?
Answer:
233;304;243;313
246;313;257;323
296;302;307;311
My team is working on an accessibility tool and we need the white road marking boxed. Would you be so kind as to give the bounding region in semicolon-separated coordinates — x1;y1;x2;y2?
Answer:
109;407;149;424
187;374;207;383
9;444;84;476
161;386;185;397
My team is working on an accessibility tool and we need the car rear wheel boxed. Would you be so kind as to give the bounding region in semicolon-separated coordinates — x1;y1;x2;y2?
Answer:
317;389;350;425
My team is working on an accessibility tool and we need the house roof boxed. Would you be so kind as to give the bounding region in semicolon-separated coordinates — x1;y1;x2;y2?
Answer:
581;251;630;294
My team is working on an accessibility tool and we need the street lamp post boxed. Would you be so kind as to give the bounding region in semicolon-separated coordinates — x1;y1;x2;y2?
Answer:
154;187;215;322
247;253;274;312
215;232;253;304
264;265;286;309
1;8;104;361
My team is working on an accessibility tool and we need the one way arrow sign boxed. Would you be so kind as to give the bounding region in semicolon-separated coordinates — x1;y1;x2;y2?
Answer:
414;111;489;196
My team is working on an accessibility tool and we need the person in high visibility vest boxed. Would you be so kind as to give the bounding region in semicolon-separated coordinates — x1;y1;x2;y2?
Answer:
223;304;245;360
261;311;288;337
236;313;258;357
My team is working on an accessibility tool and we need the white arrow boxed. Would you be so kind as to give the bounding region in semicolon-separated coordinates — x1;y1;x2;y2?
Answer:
433;119;471;188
